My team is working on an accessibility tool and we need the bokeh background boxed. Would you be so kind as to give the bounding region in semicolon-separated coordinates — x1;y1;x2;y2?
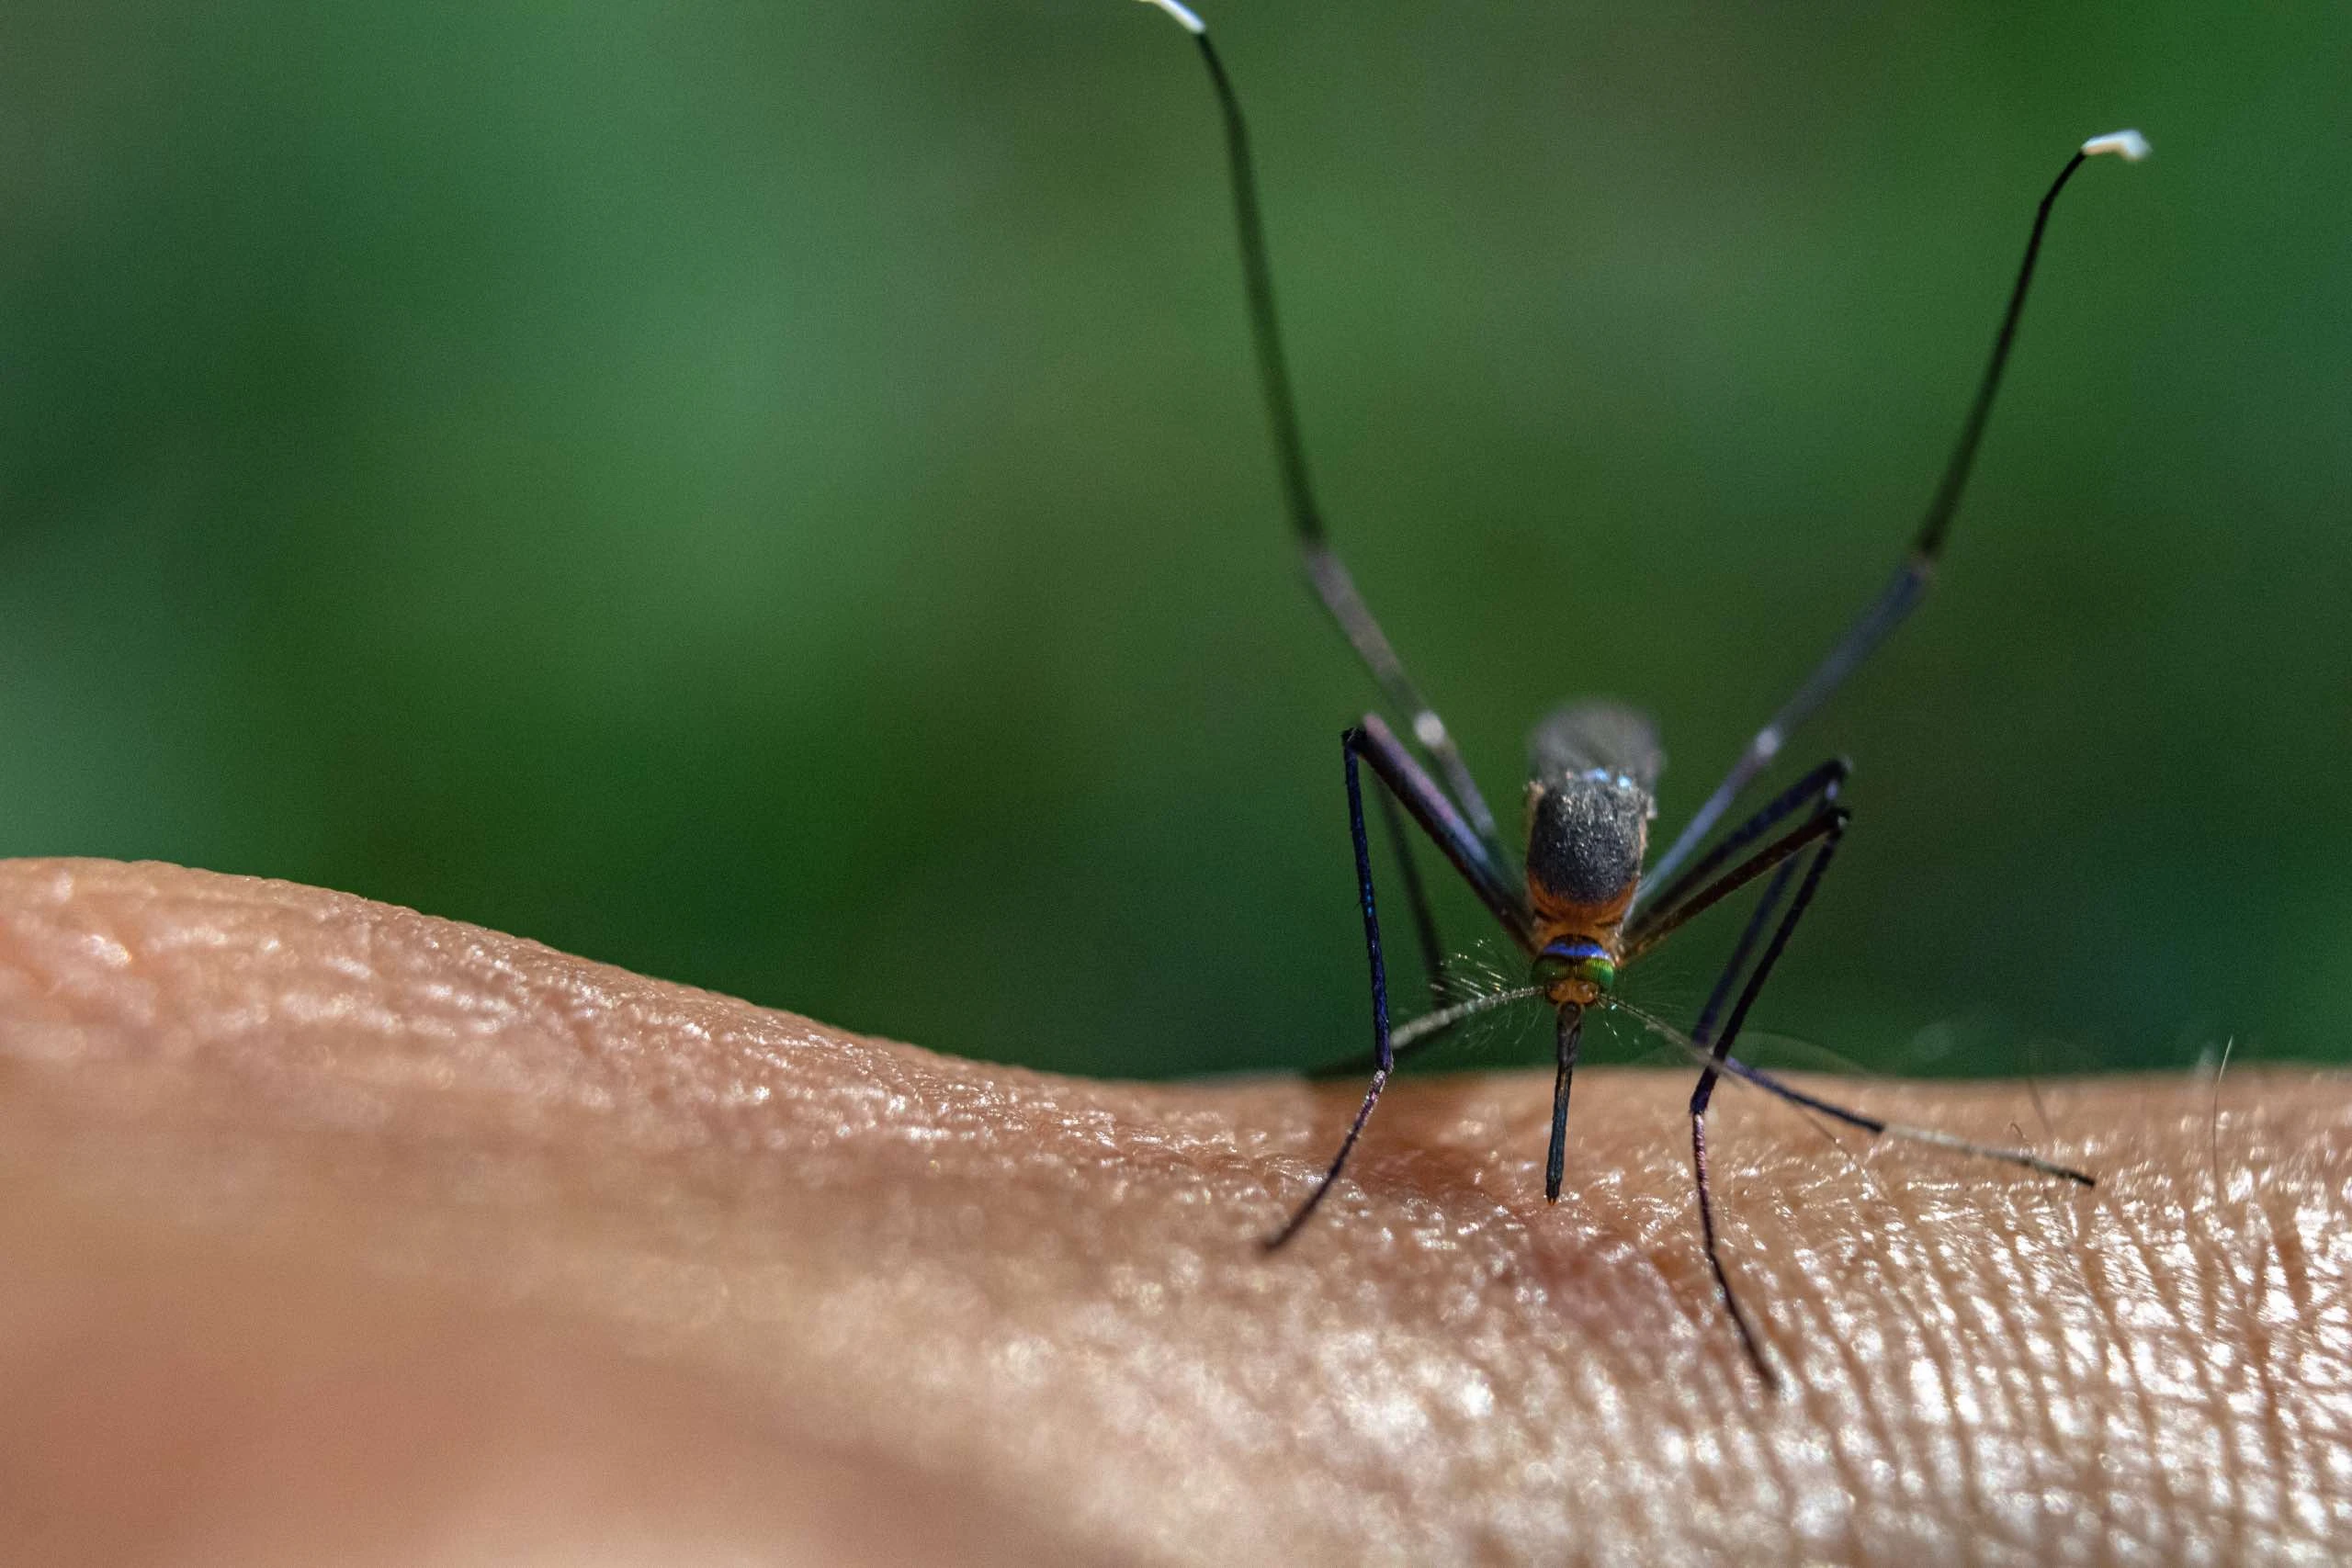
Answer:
3;1;2346;1079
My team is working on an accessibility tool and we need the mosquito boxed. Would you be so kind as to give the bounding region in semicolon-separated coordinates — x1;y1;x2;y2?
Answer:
1129;0;2146;1383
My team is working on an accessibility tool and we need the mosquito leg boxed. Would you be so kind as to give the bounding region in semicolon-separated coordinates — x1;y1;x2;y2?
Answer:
1310;981;1543;1080
1610;998;2099;1189
1372;783;1452;1008
1350;713;1531;949
1143;9;1511;864
1639;788;2093;1186
1623;806;1841;965
1304;720;1533;1082
1690;1113;1772;1385
1634;811;1811;1388
1304;1017;1453;1082
1645;135;2147;892
1630;757;1848;929
1709;1056;2097;1187
1266;727;1406;1249
1678;846;1811;1388
1624;763;1847;1105
1682;806;1849;1385
1690;856;1804;1049
1299;537;1508;864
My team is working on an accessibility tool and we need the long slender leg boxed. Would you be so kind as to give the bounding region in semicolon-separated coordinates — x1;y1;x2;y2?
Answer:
1544;1004;1584;1201
1622;768;1840;1258
1631;757;1848;935
1645;136;2147;893
1350;713;1531;949
1621;766;2092;1190
1373;783;1452;1008
1306;718;1532;1082
1683;810;1848;1384
1262;727;1407;1249
1143;9;1511;864
1690;856;1804;1052
1690;1114;1767;1383
1610;998;2097;1188
1623;806;1842;965
1645;807;1816;1385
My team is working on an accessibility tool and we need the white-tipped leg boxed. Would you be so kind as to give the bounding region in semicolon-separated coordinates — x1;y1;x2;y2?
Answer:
2082;129;2151;161
1136;0;1207;35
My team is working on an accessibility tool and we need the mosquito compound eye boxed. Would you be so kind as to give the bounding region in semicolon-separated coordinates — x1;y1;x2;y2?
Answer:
1534;939;1616;996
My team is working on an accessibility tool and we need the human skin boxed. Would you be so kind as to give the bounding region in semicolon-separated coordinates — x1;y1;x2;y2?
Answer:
0;860;2341;1565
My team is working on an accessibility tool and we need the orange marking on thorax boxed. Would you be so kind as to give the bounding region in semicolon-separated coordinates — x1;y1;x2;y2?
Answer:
1526;877;1637;961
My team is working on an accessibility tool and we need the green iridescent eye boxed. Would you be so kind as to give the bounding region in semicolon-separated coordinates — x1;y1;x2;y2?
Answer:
1576;957;1617;993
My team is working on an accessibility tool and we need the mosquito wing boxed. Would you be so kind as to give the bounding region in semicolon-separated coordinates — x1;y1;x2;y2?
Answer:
1527;701;1664;792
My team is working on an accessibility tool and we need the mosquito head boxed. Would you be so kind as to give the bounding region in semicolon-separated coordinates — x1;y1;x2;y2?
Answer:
1533;934;1617;1009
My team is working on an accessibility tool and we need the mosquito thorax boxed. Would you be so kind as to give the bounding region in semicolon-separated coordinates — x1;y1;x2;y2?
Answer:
1522;771;1648;969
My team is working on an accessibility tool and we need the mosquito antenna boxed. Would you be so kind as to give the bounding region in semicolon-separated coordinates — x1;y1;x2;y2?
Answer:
1611;999;2097;1187
1134;0;1511;854
1643;129;2150;895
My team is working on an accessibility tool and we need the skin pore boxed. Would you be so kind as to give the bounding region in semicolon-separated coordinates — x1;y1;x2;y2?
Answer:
0;859;2342;1565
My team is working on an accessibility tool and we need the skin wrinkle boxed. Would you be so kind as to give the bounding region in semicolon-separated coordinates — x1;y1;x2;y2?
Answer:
2245;1196;2304;1546
2184;1176;2247;1559
2218;1141;2319;1561
2032;1207;2106;1558
1916;1206;1990;1550
2153;1161;2234;1552
2097;1178;2190;1564
1802;1243;1883;1562
1994;1192;2077;1552
2011;1203;2078;1548
0;863;2345;1564
1784;1117;1917;1558
2051;1148;2120;1559
1964;1202;2033;1555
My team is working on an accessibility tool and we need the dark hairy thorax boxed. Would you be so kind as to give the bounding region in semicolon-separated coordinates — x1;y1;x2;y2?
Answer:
1524;774;1650;932
1522;700;1661;948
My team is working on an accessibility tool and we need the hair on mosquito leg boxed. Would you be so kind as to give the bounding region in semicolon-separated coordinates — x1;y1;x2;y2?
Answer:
1122;0;2144;1380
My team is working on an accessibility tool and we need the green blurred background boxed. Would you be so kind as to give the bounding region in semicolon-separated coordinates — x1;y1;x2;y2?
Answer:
2;1;2346;1079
